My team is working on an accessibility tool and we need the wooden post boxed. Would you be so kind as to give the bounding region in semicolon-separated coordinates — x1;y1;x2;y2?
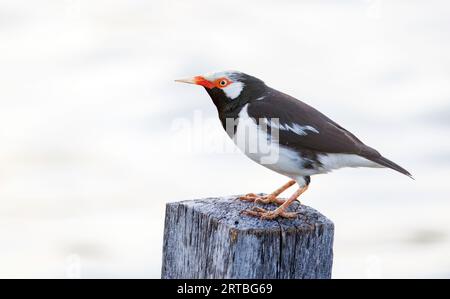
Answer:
161;195;334;279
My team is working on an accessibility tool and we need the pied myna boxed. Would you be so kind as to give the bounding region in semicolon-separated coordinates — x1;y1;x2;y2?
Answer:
176;71;412;220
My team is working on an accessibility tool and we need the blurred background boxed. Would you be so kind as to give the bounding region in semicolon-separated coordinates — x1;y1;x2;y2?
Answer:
0;0;449;278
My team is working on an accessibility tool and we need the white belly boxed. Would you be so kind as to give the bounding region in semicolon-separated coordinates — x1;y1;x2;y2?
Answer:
231;105;320;179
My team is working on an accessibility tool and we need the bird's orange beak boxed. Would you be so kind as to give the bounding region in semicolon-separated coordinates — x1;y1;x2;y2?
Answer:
175;76;215;89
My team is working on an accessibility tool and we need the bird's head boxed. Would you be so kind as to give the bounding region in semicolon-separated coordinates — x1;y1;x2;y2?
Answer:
175;70;266;112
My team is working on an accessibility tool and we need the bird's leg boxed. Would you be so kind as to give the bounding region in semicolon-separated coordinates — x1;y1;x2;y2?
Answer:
243;185;309;220
239;180;296;205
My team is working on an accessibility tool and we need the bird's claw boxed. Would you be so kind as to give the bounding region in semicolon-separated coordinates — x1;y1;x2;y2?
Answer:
239;193;285;205
242;206;300;220
239;193;259;201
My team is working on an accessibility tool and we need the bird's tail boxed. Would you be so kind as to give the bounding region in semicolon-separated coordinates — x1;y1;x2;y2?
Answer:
368;155;413;179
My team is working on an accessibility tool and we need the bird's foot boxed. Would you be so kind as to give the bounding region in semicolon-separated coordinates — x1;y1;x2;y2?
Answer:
239;193;285;205
242;206;300;220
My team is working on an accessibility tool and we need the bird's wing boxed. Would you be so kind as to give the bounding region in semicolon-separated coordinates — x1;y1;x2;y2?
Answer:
247;89;380;157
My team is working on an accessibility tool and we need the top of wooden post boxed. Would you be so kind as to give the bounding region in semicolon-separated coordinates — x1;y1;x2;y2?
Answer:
172;195;332;231
162;195;334;279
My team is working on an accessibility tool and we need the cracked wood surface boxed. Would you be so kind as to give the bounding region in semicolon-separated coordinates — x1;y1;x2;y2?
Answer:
161;196;334;279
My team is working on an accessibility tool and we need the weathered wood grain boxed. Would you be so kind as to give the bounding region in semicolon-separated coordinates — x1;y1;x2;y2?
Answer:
161;195;334;279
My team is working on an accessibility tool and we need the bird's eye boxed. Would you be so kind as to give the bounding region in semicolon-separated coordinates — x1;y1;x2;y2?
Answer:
219;80;227;87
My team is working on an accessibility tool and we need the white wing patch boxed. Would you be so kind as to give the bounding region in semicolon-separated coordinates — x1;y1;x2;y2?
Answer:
264;119;319;136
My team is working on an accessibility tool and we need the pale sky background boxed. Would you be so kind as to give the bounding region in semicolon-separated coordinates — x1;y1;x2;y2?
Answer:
0;0;449;278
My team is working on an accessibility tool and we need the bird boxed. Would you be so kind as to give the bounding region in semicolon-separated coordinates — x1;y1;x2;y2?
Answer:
175;71;412;220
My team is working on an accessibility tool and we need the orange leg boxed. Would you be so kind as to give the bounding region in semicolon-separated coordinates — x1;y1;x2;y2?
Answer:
239;180;296;205
242;185;309;220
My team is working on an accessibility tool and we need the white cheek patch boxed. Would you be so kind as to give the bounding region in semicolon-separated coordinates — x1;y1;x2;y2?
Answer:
222;82;244;99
